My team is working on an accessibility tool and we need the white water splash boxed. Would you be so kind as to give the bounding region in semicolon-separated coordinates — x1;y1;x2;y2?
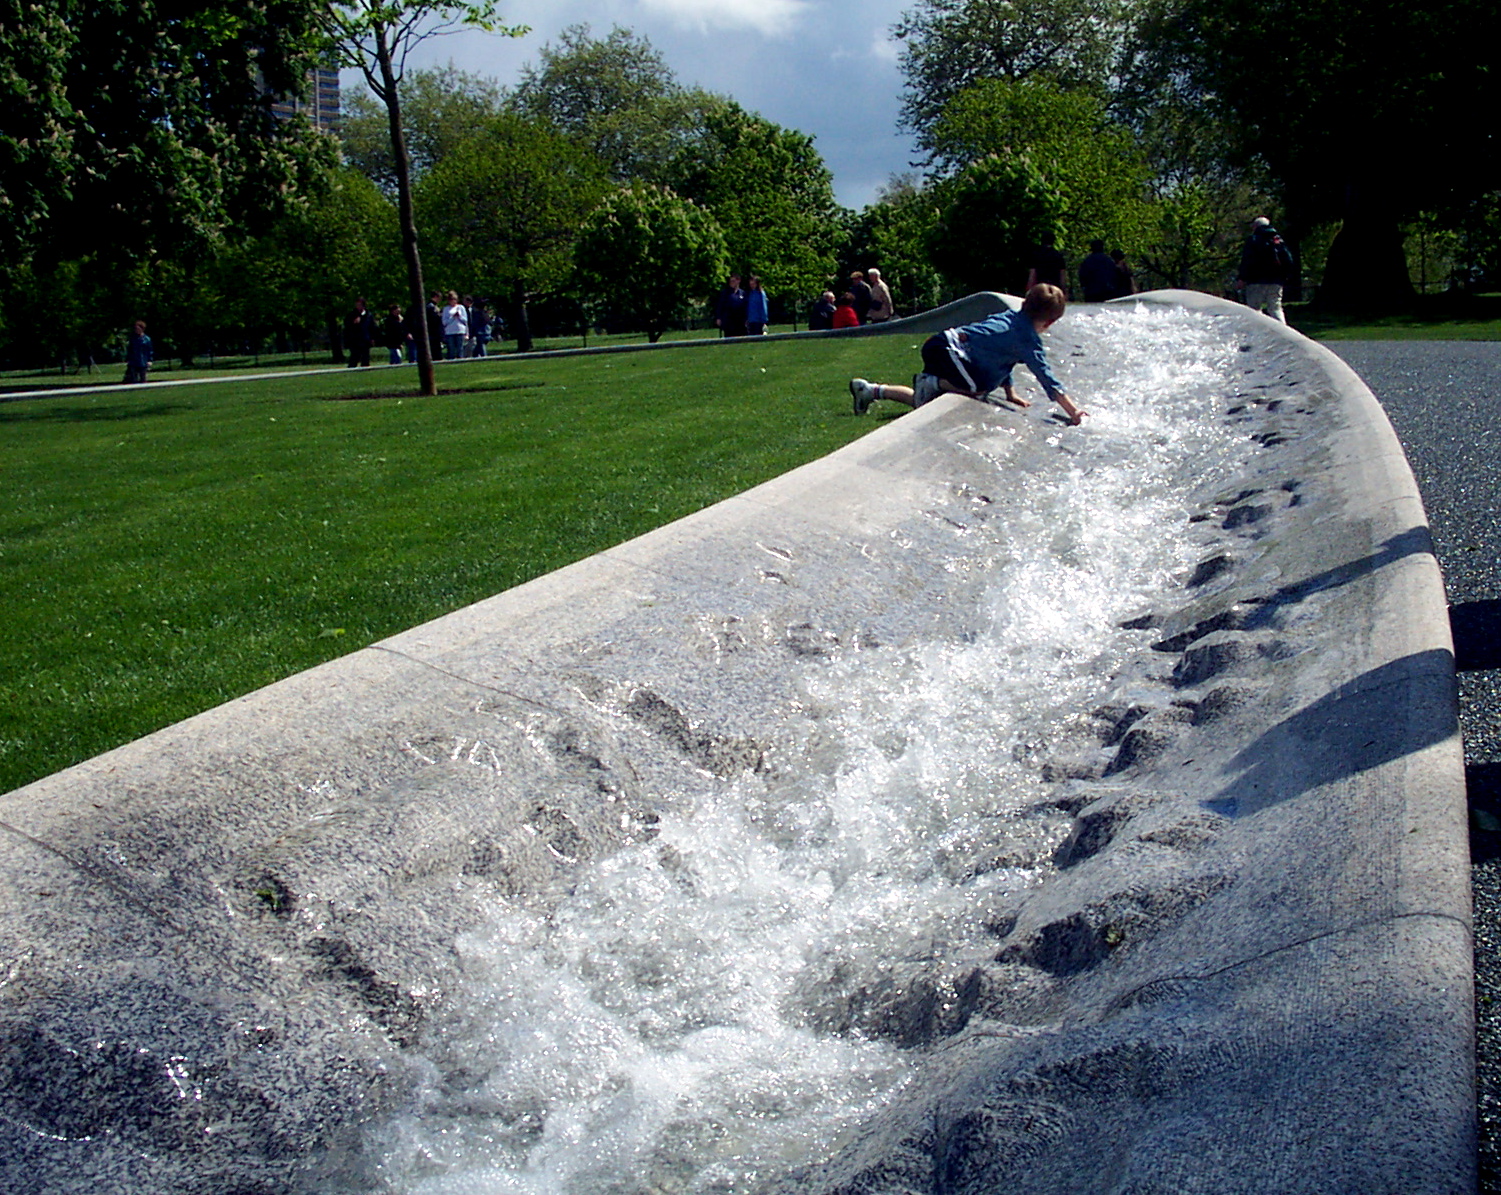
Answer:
367;306;1259;1193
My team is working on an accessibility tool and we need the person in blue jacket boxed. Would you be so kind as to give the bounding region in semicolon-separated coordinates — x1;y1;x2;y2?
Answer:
849;284;1086;425
745;275;770;334
123;320;153;383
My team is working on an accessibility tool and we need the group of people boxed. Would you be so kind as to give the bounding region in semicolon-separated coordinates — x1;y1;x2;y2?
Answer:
1029;233;1137;303
809;269;895;331
345;292;503;367
712;274;772;337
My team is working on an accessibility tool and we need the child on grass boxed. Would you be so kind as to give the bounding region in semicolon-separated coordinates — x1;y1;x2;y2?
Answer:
850;283;1086;425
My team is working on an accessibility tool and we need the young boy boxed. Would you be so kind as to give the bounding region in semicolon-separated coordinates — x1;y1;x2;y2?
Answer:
850;283;1087;425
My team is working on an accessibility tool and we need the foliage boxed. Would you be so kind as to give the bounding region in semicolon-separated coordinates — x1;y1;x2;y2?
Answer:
893;0;1128;144
1130;0;1498;305
339;66;507;192
927;77;1152;263
0;0;333;276
414;114;610;350
573;185;729;341
925;155;1064;295
212;168;403;344
840;176;949;312
667;102;839;303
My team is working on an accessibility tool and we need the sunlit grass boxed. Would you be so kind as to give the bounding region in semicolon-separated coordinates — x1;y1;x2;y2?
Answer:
0;333;920;793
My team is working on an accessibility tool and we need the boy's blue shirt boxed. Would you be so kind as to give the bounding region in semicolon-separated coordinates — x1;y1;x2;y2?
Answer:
949;308;1063;398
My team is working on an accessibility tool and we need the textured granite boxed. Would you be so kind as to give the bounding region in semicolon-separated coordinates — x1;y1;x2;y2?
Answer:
0;296;1470;1193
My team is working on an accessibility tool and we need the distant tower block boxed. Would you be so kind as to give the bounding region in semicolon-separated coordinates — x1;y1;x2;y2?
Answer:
269;68;341;131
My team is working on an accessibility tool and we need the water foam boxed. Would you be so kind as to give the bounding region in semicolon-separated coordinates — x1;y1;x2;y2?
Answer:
368;306;1259;1193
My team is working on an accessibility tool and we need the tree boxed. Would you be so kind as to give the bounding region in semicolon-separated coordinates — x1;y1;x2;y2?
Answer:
505;24;728;187
216;167;403;353
841;176;949;313
319;1;526;393
893;0;1129;145
926;77;1152;264
667;102;840;308
926;155;1064;295
0;0;332;278
338;65;506;193
414;114;609;352
573;185;728;342
1130;0;1499;307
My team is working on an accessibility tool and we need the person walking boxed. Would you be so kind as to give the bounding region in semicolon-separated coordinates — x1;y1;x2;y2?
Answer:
382;304;406;365
123;320;153;383
714;275;748;337
746;276;770;335
345;298;375;368
848;271;873;324
1235;217;1294;324
471;302;493;356
1078;240;1118;303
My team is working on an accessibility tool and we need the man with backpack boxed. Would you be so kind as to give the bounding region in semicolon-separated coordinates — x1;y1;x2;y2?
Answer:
1236;216;1294;324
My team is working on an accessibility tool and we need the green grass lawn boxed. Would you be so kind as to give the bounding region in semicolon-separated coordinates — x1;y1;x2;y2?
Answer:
0;334;922;794
1288;292;1501;340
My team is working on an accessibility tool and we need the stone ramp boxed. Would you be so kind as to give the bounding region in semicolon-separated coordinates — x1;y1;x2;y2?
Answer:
0;293;1470;1193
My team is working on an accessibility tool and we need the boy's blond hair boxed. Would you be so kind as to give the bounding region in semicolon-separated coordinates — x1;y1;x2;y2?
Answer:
1021;283;1066;323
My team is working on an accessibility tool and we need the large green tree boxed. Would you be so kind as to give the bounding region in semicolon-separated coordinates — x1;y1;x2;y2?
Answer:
505;23;733;190
1131;0;1498;306
926;154;1064;295
927;77;1152;265
893;0;1129;145
414;114;609;351
573;185;728;342
338;65;506;193
0;0;331;277
667;102;839;306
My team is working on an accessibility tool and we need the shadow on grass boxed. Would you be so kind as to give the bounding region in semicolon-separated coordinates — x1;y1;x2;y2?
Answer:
327;380;549;401
0;402;193;423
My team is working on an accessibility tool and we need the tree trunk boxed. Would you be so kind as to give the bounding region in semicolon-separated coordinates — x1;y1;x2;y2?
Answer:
512;282;533;353
373;23;436;396
1316;184;1415;312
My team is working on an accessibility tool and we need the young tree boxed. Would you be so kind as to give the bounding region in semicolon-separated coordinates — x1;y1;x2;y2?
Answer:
573;185;729;342
319;1;526;393
414;114;609;352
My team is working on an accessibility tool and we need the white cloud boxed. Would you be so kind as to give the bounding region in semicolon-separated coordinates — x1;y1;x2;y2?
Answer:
636;0;809;37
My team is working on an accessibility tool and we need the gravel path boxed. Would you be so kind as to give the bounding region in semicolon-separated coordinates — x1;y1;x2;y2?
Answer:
1329;339;1501;1191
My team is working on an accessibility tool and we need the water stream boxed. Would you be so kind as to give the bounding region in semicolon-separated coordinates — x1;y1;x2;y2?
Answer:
366;306;1261;1193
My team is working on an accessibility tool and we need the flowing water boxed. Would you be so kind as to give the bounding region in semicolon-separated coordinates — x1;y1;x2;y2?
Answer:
366;306;1263;1193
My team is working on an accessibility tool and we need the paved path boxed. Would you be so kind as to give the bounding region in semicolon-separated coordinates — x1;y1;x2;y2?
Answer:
1330;340;1501;1191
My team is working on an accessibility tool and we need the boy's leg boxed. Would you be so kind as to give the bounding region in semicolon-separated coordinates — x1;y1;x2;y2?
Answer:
850;378;916;414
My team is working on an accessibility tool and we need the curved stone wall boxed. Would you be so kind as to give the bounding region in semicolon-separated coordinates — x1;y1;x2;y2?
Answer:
0;293;1469;1193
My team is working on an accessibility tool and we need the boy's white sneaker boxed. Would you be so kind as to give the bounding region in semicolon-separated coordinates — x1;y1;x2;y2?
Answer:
850;378;878;415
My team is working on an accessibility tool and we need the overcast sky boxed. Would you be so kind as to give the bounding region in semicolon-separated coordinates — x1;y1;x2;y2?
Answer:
357;0;922;210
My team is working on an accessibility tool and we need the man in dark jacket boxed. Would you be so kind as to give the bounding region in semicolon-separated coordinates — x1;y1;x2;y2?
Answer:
1235;217;1293;324
345;298;375;368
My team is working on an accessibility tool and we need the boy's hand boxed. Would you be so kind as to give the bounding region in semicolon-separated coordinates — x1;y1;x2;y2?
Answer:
1002;384;1031;408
